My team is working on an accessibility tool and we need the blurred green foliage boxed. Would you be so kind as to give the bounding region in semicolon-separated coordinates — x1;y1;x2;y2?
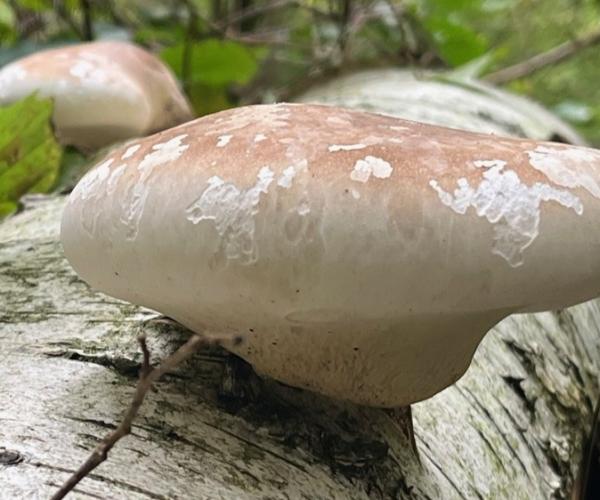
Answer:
455;0;600;144
0;94;62;217
1;0;597;142
161;38;261;114
0;0;599;216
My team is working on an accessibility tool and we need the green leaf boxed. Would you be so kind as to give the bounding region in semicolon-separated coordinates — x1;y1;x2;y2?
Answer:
134;24;186;47
415;0;484;17
0;0;15;43
187;83;232;116
425;17;488;66
161;38;259;86
553;101;594;124
16;0;48;11
0;1;14;25
0;94;62;218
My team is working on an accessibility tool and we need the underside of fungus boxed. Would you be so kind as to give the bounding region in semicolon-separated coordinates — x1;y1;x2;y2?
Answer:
61;103;600;407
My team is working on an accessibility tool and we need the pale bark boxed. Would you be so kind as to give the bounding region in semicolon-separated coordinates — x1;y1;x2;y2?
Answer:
1;193;599;499
295;68;586;145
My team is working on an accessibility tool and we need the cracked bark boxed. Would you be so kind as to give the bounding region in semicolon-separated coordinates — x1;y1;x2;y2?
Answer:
1;193;599;499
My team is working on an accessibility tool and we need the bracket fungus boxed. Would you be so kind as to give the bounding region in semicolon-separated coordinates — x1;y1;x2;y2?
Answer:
61;103;600;407
0;41;192;151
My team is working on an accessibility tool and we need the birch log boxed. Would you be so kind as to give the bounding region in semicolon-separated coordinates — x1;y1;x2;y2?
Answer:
1;75;599;498
295;69;586;145
2;199;599;499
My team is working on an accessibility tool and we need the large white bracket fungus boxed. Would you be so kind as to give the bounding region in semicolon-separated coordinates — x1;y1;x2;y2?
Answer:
61;103;600;407
0;41;193;151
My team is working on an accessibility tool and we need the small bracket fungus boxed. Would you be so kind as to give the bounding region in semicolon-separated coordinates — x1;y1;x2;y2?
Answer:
61;104;600;407
0;41;193;151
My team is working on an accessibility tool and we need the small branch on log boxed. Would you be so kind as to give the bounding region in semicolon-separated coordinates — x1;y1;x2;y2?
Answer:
50;331;243;500
485;26;600;85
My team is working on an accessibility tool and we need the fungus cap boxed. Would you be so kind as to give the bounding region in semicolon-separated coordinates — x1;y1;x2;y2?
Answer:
0;41;193;151
61;103;600;407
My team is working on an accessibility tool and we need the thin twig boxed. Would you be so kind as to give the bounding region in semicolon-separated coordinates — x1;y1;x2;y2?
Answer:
221;0;295;31
181;0;199;95
7;0;45;39
53;0;85;40
337;0;352;59
80;0;94;41
50;332;242;500
485;26;600;85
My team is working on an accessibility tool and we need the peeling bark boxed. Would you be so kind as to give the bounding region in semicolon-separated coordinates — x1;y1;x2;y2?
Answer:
1;194;599;499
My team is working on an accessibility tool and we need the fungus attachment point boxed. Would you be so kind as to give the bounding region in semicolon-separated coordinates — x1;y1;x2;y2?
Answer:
61;103;600;407
0;41;193;151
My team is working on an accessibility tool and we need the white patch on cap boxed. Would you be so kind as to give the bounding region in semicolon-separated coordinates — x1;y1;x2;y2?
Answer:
138;134;189;175
328;144;367;152
254;133;267;143
429;159;583;267
0;63;27;99
350;160;372;183
327;116;351;126
72;158;113;202
527;145;600;199
121;134;189;240
350;156;393;183
186;166;275;264
106;164;126;195
351;189;361;199
203;107;290;137
70;158;113;236
297;199;310;216
121;144;141;160
278;166;297;189
70;59;108;84
217;135;233;147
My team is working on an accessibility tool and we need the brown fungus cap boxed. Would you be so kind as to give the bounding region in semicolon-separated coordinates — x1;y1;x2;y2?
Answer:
61;103;600;407
0;41;193;151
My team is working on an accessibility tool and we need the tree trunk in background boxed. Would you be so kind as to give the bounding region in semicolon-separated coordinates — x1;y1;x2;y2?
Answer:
1;194;599;499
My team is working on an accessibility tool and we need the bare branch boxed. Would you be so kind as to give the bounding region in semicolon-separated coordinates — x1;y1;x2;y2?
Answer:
223;0;296;32
80;0;94;41
50;332;243;500
53;0;85;40
485;26;600;85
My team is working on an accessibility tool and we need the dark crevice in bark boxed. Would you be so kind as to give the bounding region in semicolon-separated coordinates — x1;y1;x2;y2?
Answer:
494;394;542;470
44;350;142;378
502;375;536;415
458;386;530;476
415;435;469;500
474;427;506;471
